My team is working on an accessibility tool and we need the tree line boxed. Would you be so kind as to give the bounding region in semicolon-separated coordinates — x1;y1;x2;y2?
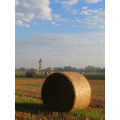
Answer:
16;66;105;73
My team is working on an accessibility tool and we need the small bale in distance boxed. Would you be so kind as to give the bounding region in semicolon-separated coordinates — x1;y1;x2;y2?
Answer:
41;72;91;112
26;71;36;77
45;72;50;76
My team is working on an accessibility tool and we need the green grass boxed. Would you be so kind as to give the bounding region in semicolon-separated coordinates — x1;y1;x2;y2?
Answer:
15;72;105;80
15;95;42;104
72;109;105;120
15;96;45;114
15;72;47;78
84;73;105;80
15;95;105;120
15;92;22;97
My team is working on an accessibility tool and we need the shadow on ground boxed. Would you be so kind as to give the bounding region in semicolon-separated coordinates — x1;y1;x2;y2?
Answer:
15;103;46;113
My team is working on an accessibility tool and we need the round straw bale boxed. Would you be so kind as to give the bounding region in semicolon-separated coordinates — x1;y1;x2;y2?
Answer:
41;72;91;112
25;71;36;77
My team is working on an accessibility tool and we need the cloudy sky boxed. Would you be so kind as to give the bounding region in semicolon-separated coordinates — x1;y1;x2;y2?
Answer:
15;0;105;69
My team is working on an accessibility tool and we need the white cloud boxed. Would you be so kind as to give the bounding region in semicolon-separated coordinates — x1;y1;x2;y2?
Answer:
51;22;60;26
80;8;104;29
15;0;19;6
16;32;105;68
61;0;79;6
54;14;67;22
16;20;30;28
33;22;38;26
16;0;52;28
80;9;100;15
54;14;61;19
16;33;104;50
82;6;88;10
85;0;102;3
80;11;89;15
57;18;67;22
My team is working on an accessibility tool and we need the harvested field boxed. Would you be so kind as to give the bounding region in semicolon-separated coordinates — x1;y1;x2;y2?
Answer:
15;74;105;120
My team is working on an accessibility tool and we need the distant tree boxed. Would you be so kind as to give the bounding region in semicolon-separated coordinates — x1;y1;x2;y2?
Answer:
100;68;105;73
16;65;105;73
54;67;63;72
30;68;35;72
84;66;105;73
85;66;96;72
63;66;76;72
77;68;84;73
18;67;26;71
96;67;101;72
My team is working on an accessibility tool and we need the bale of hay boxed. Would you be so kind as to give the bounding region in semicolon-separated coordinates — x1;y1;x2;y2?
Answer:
41;72;91;112
45;72;50;76
26;71;36;77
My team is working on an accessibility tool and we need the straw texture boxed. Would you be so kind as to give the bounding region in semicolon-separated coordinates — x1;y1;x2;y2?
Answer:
41;72;91;111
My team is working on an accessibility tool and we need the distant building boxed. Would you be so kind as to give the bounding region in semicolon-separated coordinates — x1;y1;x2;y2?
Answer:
47;67;54;72
38;58;42;71
42;67;54;72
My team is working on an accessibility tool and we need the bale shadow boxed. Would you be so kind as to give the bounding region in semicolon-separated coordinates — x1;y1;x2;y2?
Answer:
15;102;46;113
15;102;72;113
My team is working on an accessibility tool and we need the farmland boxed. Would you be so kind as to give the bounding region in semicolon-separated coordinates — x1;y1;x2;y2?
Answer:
15;72;105;120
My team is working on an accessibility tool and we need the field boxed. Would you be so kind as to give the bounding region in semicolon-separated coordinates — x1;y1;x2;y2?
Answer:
15;72;105;120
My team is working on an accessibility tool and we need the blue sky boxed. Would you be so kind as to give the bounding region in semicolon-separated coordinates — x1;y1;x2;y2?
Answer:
15;0;105;69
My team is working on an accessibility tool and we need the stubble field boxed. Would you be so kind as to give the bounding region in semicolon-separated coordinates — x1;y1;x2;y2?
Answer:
15;73;105;120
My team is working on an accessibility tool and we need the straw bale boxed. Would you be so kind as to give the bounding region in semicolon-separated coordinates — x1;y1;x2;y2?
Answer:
45;72;50;76
41;72;91;111
25;71;36;77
